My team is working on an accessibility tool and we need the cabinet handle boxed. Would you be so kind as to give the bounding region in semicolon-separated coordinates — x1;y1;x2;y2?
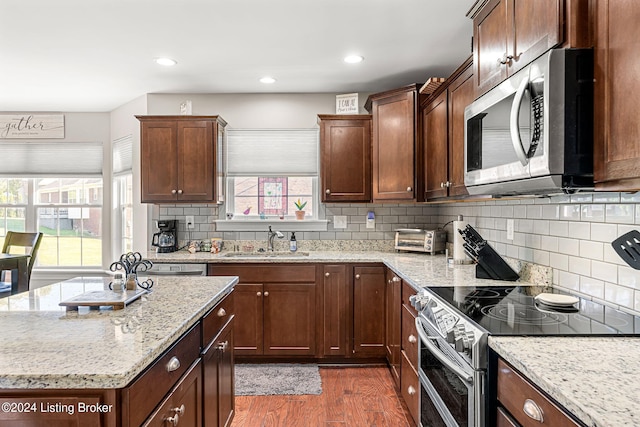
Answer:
257;291;262;297
165;414;179;426
523;399;544;422
392;276;400;283
217;340;229;351
171;189;177;194
355;274;360;279
264;291;269;296
440;182;445;188
325;189;331;195
325;272;330;277
406;186;412;192
166;356;181;372
217;307;227;317
177;189;183;194
407;385;416;396
408;335;417;344
172;404;185;416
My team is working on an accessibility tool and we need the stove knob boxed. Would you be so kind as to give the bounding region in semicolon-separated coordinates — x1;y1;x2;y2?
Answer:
446;328;456;344
455;336;465;352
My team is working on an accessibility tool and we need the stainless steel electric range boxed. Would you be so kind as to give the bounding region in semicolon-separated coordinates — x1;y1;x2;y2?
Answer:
411;285;640;427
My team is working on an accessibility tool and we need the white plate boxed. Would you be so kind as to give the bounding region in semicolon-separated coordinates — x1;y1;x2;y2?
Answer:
534;293;579;306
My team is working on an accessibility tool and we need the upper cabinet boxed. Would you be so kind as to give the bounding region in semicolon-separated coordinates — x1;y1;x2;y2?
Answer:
318;114;372;203
422;58;473;200
471;0;563;97
365;84;424;201
137;115;227;203
594;0;640;191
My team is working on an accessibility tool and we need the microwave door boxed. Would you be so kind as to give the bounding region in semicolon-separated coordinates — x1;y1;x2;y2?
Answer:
464;87;530;189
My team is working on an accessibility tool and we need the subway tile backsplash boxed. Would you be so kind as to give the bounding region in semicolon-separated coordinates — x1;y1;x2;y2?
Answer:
156;194;640;315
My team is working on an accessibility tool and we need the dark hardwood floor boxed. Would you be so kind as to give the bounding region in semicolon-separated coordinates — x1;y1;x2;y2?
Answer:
232;366;413;427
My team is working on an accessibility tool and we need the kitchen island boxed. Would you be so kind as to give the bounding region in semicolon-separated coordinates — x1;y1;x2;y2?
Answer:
0;274;237;426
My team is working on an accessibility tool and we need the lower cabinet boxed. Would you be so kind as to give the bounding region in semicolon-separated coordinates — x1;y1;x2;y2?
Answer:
143;360;202;427
352;265;386;357
202;292;235;427
210;264;318;357
493;357;582;427
401;282;419;426
385;270;402;387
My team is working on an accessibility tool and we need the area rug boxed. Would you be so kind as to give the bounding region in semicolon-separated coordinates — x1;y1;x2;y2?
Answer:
235;363;322;396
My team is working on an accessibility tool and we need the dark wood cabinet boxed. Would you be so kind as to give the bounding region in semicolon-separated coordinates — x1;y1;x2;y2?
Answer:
318;115;372;202
365;84;423;201
352;265;386;357
137;115;227;203
494;358;581;427
202;293;235;427
594;0;640;191
211;264;317;358
385;270;402;387
471;0;562;97
143;360;202;427
321;264;349;356
422;58;473;200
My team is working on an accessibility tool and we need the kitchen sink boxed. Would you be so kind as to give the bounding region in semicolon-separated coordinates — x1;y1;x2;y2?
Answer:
222;251;310;257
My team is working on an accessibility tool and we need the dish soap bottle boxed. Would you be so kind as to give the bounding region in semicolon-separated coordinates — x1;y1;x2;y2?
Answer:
290;232;297;252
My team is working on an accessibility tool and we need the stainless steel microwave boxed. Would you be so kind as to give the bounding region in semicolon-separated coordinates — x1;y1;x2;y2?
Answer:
464;48;594;196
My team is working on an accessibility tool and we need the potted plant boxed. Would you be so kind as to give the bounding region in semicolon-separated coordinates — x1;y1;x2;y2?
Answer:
294;199;307;220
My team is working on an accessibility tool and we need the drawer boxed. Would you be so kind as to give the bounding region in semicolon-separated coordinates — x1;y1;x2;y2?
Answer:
497;359;580;427
209;264;316;283
497;406;519;427
142;359;202;427
202;291;234;348
400;350;419;426
401;304;418;369
401;281;417;315
124;324;201;427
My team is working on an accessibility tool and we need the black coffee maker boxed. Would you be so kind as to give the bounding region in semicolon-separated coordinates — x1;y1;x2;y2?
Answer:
152;220;178;253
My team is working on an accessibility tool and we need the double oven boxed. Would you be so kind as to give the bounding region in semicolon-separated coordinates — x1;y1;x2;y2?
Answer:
411;285;640;427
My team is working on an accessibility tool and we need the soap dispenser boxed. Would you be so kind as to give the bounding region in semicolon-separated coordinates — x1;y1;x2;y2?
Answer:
290;232;297;252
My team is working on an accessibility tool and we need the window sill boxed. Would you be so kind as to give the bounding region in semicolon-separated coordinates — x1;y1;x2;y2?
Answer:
214;219;329;232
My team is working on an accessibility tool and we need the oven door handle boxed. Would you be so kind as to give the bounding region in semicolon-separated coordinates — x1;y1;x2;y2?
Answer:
415;317;474;384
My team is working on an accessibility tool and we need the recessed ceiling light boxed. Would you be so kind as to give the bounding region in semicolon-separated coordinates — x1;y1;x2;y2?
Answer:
259;76;276;84
344;55;364;64
155;57;177;66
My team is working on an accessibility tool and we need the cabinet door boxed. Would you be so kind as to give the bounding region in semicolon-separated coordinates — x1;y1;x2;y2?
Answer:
233;284;263;356
473;0;509;96
385;270;401;387
594;0;640;190
447;63;473;198
143;360;202;427
372;91;416;201
319;115;372;202
353;266;386;357
509;0;562;75
263;283;317;356
217;321;235;427
141;120;179;202
177;120;214;201
423;90;449;200
322;264;349;356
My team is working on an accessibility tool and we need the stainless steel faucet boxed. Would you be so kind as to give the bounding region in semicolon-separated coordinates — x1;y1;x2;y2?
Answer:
267;226;284;251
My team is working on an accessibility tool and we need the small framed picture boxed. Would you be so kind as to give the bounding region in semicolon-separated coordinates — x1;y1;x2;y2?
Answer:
336;93;358;114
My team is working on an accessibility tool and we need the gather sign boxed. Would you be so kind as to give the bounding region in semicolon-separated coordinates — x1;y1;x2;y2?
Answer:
0;114;65;139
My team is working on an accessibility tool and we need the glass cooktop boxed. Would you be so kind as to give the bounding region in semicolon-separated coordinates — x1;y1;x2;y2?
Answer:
428;286;640;336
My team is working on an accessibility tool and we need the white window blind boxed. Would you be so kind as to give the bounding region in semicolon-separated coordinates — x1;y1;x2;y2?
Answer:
226;129;318;176
0;141;103;177
112;135;133;176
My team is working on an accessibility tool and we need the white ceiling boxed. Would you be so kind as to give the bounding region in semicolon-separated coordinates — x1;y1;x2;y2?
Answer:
0;0;474;112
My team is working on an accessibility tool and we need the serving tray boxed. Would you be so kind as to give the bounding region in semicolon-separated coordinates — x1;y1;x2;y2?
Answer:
59;289;147;311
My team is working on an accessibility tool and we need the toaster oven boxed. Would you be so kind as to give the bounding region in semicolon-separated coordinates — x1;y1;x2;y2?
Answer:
395;228;447;254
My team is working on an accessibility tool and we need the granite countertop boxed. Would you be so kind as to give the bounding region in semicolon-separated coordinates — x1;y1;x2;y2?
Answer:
489;336;640;427
147;250;544;290
0;275;237;389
